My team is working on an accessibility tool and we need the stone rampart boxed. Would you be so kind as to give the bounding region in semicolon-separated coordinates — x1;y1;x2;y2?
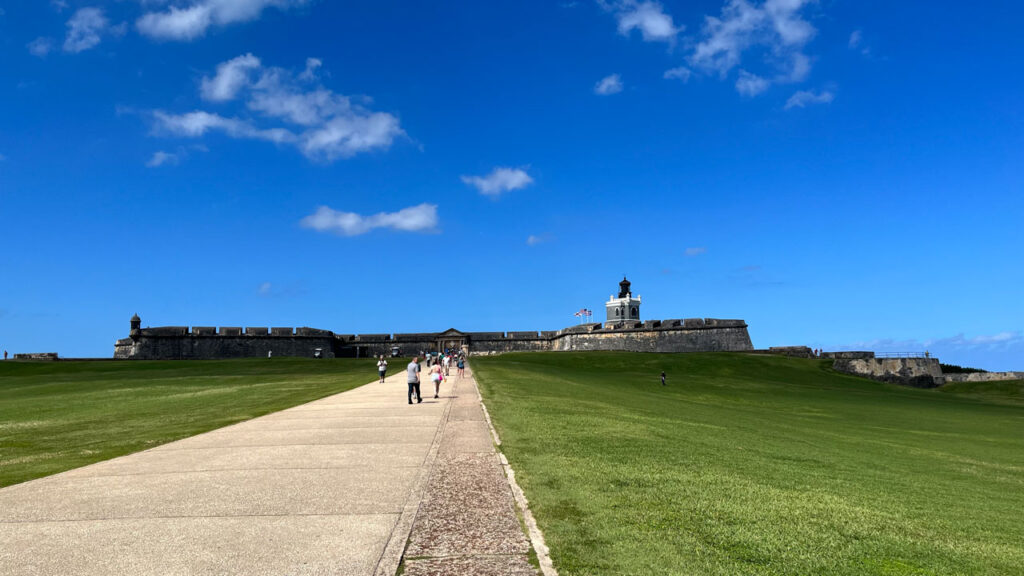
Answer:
114;318;755;359
832;357;943;388
942;371;1024;383
114;326;337;360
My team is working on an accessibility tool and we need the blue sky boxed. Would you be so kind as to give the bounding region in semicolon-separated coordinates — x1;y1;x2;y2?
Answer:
1;0;1022;370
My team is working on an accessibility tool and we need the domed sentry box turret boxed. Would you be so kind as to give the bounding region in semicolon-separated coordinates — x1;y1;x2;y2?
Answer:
130;314;142;338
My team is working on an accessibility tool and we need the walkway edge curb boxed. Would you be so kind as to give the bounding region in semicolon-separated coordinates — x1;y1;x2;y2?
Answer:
477;378;559;576
373;380;454;576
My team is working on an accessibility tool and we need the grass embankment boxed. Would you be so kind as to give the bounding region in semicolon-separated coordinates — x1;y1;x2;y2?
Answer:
473;352;1024;576
0;358;386;488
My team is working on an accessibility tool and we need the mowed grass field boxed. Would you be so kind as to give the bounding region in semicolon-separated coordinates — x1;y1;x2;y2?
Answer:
0;358;387;488
473;352;1024;576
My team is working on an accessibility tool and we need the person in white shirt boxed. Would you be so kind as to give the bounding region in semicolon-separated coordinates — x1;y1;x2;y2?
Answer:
377;355;388;383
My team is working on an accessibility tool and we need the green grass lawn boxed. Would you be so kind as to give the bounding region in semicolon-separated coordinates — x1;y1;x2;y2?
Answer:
0;358;388;488
472;352;1024;576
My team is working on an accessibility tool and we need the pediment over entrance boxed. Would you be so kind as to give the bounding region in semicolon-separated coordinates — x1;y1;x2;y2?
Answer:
438;328;466;337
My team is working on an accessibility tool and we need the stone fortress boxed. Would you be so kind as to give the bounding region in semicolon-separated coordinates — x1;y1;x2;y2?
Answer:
114;277;755;360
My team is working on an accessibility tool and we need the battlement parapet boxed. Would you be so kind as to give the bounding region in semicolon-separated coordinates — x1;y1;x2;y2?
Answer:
246;327;269;336
393;333;437;342
142;327;188;336
659;319;682;329
683;318;704;329
467;332;505;340
193;327;216;336
271;327;294;336
823;351;875;360
507;331;540;340
354;334;392;341
219;327;243;336
296;327;333;337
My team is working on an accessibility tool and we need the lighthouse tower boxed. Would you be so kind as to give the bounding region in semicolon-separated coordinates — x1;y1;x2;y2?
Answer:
605;277;641;324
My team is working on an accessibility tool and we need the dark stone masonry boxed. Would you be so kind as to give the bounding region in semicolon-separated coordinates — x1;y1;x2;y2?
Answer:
114;279;755;360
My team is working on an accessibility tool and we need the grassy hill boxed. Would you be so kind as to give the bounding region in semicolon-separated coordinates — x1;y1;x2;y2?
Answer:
472;352;1024;576
0;358;384;488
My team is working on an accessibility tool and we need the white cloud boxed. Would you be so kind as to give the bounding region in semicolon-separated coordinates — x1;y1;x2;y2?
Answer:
200;53;261;101
848;29;862;49
300;203;439;237
735;70;769;96
258;282;273;295
685;247;707;256
594;73;623;95
526;235;549;246
461;167;534;196
155;55;405;162
146;151;179;167
663;66;692;82
137;0;307;41
785;89;834;109
27;37;54;57
690;0;816;94
298;57;321;81
64;7;115;53
614;1;680;43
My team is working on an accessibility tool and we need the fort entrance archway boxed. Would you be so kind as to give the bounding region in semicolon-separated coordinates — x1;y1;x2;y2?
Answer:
436;328;467;354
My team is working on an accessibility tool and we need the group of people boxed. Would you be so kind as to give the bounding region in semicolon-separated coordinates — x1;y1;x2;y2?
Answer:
376;350;466;405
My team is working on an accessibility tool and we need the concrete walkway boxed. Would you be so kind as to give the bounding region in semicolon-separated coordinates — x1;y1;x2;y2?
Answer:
0;364;440;575
0;363;541;576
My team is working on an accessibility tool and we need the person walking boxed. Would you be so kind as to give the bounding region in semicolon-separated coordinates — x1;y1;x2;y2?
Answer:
377;355;388;383
407;356;422;404
430;362;444;399
456;356;465;378
661;371;666;386
442;353;451;377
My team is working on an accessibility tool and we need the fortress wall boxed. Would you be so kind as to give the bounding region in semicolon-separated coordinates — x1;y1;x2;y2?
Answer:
942;371;1024;383
832;357;943;388
548;325;753;353
115;334;336;360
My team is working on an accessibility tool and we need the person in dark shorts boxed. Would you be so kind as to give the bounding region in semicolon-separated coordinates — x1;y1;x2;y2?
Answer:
407;357;422;404
377;355;388;383
661;371;666;386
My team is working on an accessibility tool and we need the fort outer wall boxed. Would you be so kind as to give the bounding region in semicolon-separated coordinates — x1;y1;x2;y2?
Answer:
114;327;337;360
113;319;755;359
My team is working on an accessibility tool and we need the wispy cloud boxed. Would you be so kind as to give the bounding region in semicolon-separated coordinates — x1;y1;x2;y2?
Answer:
611;1;681;43
685;247;707;256
785;89;834;109
663;66;692;82
527;234;553;246
300;203;439;237
200;53;261;101
735;70;769;96
154;55;405;162
689;0;816;95
137;0;307;41
27;37;54;57
594;73;624;95
461;167;534;196
64;7;122;53
146;151;179;167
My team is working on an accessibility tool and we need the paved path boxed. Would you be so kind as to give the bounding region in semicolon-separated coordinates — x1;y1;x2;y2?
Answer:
0;362;541;576
0;364;445;575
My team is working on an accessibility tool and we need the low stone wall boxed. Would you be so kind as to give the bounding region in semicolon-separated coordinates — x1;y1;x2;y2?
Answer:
12;353;59;361
833;357;944;388
942;371;1024;383
823;351;875;360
